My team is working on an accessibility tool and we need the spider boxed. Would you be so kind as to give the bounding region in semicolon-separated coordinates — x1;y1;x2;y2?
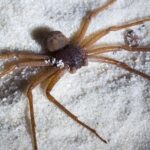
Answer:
0;0;150;149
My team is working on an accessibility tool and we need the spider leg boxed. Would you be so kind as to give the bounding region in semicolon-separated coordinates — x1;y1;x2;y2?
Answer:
81;18;150;48
0;60;52;77
0;51;49;60
87;44;150;55
43;69;107;144
26;68;58;150
71;0;116;45
88;55;150;80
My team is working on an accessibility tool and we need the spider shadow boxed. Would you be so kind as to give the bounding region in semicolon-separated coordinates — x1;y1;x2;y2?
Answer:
0;68;39;105
31;26;54;53
0;26;52;101
0;25;57;143
0;26;55;105
0;26;54;56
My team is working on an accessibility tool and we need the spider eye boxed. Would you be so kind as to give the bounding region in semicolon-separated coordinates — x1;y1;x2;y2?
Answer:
47;31;69;52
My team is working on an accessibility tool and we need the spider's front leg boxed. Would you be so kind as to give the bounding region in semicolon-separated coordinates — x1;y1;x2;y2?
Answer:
86;44;150;55
71;0;116;45
26;68;58;150
81;18;150;48
88;55;150;80
43;69;107;144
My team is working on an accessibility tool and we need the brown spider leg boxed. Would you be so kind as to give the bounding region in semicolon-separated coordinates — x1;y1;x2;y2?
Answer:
43;69;107;144
0;60;51;77
86;45;150;55
81;18;150;48
88;55;150;80
26;68;58;150
0;51;49;60
71;0;116;45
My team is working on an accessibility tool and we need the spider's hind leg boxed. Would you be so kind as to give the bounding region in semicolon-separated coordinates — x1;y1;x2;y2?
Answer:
0;60;51;78
43;69;107;144
26;68;57;150
0;51;50;78
0;51;48;60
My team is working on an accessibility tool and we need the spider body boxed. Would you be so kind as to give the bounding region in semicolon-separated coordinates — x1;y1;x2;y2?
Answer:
50;41;87;73
0;0;150;150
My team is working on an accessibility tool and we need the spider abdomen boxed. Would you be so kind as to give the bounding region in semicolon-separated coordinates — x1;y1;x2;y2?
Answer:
50;44;87;72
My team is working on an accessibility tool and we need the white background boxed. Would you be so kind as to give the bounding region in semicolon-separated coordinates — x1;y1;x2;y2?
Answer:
0;0;150;150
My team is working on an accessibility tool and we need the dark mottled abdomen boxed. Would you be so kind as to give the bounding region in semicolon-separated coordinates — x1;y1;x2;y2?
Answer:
50;44;87;72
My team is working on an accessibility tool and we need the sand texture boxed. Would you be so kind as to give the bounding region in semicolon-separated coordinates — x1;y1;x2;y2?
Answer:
0;0;150;150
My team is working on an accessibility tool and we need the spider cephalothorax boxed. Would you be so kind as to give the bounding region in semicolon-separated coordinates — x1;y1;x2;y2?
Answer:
0;0;150;150
50;43;87;73
46;31;88;73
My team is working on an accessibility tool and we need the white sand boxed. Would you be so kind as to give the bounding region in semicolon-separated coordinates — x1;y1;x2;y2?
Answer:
0;0;150;150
